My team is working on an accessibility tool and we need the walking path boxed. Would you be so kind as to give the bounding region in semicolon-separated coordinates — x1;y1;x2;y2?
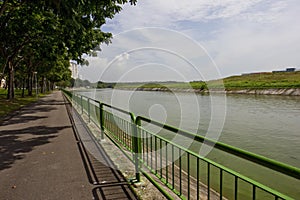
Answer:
0;91;137;200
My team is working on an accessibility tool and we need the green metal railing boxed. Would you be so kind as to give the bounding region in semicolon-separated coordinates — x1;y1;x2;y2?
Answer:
62;90;300;200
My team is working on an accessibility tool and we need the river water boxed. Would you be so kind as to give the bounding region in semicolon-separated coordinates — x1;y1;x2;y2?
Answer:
80;88;300;168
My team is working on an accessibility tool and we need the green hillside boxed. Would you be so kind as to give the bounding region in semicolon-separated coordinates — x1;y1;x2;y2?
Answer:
220;71;300;90
100;71;300;90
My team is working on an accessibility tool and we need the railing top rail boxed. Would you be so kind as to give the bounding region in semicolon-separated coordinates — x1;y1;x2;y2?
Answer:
136;115;300;180
101;103;136;122
74;93;135;122
88;98;100;104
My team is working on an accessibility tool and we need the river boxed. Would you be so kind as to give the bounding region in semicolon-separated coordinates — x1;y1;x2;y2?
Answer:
79;88;300;168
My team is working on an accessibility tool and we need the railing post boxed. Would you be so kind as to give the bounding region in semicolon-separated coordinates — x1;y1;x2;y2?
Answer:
74;94;77;107
88;98;90;123
80;95;83;114
133;117;142;182
99;103;104;140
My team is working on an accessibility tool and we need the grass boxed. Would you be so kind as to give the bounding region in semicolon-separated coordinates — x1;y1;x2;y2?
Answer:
221;71;300;90
0;89;49;118
112;71;300;90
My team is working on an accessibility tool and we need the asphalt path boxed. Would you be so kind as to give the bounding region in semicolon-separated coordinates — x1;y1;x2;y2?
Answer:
0;91;131;200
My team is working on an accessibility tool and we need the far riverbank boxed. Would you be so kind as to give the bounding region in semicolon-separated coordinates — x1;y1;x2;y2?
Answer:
116;87;300;96
90;71;300;96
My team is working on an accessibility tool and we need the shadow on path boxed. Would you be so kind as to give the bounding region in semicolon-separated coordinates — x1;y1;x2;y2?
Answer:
64;95;139;200
0;125;70;171
1;115;48;126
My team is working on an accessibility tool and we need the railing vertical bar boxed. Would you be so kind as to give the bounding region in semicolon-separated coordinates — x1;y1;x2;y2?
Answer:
80;95;83;114
172;145;175;190
134;118;141;182
252;185;256;200
125;118;127;146
116;117;118;138
160;139;163;178
197;157;200;200
143;130;146;162
123;119;125;146
129;122;132;150
155;136;158;174
126;121;128;148
150;134;153;169
146;131;149;166
100;103;104;139
141;129;145;161
88;98;90;122
121;118;123;144
123;120;125;147
234;176;238;200
128;122;131;149
165;141;168;184
179;148;182;195
207;163;210;200
220;169;223;200
187;153;190;200
98;102;101;129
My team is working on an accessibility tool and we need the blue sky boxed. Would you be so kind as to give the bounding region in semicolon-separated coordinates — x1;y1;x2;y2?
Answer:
79;0;300;82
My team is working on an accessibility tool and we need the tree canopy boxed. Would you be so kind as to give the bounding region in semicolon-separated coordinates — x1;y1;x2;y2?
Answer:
0;0;136;99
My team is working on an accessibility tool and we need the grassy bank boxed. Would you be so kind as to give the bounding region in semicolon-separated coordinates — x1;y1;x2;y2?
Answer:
0;89;48;118
112;71;300;90
221;71;300;90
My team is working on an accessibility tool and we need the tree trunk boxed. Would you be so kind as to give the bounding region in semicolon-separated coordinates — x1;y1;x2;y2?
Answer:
27;73;32;96
7;61;14;100
47;80;50;92
21;77;25;98
50;82;55;90
41;76;45;93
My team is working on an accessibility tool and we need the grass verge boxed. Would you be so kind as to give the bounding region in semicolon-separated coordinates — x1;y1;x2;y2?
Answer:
0;89;49;118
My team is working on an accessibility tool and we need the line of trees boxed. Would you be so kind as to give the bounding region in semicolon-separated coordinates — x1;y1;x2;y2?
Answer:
0;0;136;100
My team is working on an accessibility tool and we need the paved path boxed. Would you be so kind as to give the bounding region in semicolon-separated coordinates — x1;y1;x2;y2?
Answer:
0;91;137;200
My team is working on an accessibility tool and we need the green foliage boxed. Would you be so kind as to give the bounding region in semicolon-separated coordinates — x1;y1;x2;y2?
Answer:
189;81;208;90
222;72;300;89
97;81;116;88
0;0;137;99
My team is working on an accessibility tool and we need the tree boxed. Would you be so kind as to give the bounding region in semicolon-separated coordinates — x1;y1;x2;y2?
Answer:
0;0;137;100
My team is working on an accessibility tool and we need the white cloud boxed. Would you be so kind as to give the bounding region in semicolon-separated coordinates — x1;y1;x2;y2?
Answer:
79;0;300;82
105;0;286;30
78;57;109;82
203;0;300;76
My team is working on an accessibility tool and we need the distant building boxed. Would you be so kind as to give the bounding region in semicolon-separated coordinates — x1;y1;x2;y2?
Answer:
272;67;297;73
286;67;296;72
69;61;79;79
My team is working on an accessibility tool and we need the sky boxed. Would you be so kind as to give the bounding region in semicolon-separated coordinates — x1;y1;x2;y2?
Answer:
79;0;300;83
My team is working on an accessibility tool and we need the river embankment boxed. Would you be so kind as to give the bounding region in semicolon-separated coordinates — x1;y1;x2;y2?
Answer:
117;87;300;96
224;88;300;95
